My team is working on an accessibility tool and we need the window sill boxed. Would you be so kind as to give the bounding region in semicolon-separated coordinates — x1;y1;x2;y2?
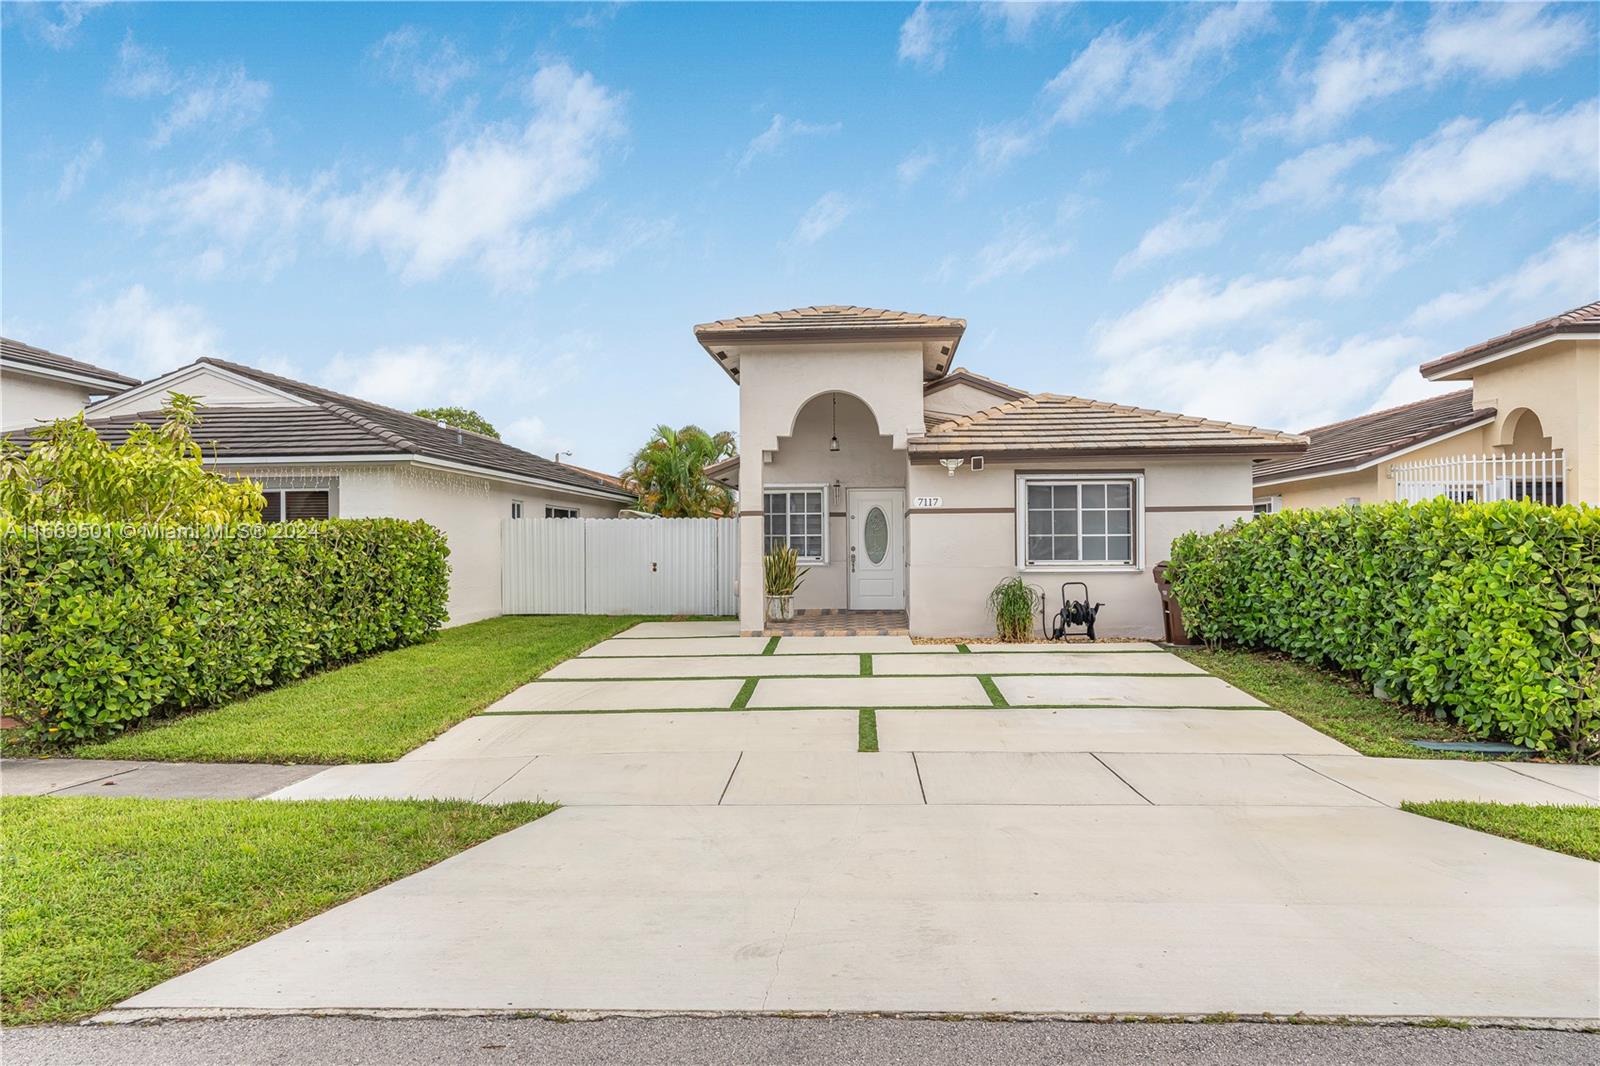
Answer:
1020;563;1142;574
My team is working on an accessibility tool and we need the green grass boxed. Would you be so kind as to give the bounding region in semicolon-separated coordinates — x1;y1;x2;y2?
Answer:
731;678;758;709
761;636;779;655
74;615;647;764
1401;801;1600;862
860;653;872;676
1172;646;1473;759
1;795;553;1025
979;676;1008;707
858;709;879;752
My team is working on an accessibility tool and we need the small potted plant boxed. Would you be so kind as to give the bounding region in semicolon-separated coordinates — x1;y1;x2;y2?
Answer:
763;545;807;621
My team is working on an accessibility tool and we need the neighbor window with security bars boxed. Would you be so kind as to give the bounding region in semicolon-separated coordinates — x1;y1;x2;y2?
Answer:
1016;477;1138;567
261;490;331;523
764;486;825;562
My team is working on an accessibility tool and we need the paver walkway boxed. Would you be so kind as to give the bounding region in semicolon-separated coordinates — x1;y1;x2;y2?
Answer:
109;623;1600;1023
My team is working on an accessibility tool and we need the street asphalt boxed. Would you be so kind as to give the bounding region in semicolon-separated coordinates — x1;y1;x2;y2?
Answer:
7;1016;1599;1066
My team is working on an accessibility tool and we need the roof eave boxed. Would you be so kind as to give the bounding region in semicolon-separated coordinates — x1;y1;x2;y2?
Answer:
907;443;1308;463
1419;328;1600;381
1252;413;1496;485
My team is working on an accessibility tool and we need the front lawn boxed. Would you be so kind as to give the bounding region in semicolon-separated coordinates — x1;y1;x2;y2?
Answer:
1401;801;1600;863
0;796;554;1025
1173;646;1474;759
75;615;646;764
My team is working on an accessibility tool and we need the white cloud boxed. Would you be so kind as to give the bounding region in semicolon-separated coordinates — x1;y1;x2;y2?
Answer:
1271;3;1592;136
1047;2;1269;124
1252;136;1383;207
111;34;270;147
896;148;938;186
738;114;841;172
981;3;1065;43
55;138;103;201
75;285;223;379
899;2;956;71
790;192;853;246
1408;229;1600;327
125;163;313;278
31;2;107;49
1290;223;1405;297
972;122;1038;171
369;26;476;98
503;415;573;459
324;61;625;285
1092;273;1314;361
320;343;522;410
968;225;1071;288
1372;101;1599;222
1114;208;1225;276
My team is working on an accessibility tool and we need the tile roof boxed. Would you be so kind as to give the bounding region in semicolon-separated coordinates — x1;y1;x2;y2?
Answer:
1;336;140;389
911;394;1307;460
1253;389;1493;483
694;305;966;338
76;357;634;500
1421;300;1600;378
922;366;1027;401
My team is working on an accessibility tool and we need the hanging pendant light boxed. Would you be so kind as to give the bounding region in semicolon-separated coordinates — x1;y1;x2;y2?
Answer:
829;392;841;452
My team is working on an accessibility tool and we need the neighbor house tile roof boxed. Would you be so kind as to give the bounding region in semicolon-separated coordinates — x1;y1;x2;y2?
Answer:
1420;300;1600;379
1253;389;1494;484
1;336;140;390
77;357;634;500
910;394;1306;460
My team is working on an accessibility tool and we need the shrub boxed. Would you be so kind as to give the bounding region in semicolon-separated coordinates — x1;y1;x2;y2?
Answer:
987;577;1042;642
1;519;449;745
1167;500;1600;756
763;545;807;597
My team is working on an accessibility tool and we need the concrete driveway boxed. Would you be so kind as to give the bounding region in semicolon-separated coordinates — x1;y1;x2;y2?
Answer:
111;623;1600;1023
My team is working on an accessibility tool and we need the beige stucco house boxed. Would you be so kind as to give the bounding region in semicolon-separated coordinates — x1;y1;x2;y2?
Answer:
1;337;140;432
79;358;634;624
1256;301;1599;510
698;306;1307;638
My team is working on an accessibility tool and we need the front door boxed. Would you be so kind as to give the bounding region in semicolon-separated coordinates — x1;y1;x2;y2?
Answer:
847;489;906;610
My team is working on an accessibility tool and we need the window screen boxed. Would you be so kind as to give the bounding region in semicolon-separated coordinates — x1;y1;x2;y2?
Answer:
764;488;824;561
1021;479;1134;566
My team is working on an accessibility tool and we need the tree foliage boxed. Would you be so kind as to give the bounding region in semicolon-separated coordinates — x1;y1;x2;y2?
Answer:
413;406;500;439
0;394;264;527
622;424;736;517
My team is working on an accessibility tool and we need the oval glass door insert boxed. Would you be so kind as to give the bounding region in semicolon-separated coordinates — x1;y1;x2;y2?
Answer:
864;506;888;564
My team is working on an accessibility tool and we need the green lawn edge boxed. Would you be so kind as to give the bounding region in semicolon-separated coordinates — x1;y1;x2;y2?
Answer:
1401;800;1600;863
1171;645;1481;759
858;709;879;752
70;615;654;765
0;796;555;1025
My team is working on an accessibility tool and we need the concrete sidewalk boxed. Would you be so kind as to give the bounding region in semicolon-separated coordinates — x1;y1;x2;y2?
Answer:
2;758;324;799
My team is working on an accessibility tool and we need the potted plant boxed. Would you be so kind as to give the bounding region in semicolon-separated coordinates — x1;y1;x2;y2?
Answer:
763;545;807;621
987;577;1041;642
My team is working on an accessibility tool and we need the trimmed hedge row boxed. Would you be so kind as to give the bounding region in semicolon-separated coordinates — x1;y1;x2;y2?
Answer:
2;519;449;744
1167;500;1599;755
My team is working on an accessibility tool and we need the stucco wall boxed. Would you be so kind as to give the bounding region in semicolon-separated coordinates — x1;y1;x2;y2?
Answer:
735;342;926;630
1264;425;1492;510
228;461;625;626
1;370;98;431
1469;339;1599;504
906;457;1255;639
93;365;303;417
924;380;1015;422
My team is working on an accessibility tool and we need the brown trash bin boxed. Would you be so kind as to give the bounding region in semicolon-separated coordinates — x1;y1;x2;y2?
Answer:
1152;561;1192;645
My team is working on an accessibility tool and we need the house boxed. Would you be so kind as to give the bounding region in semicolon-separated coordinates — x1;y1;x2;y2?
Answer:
1255;300;1599;510
80;357;636;623
1;337;140;432
696;305;1307;638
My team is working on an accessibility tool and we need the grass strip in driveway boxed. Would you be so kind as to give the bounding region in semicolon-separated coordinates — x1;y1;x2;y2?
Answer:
0;796;553;1025
73;616;645;765
858;710;878;752
1401;801;1600;862
1172;646;1474;759
979;676;1008;707
731;678;758;709
761;637;779;655
860;653;872;676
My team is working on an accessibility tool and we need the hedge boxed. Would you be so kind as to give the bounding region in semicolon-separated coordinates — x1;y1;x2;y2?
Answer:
1167;500;1599;756
2;519;449;745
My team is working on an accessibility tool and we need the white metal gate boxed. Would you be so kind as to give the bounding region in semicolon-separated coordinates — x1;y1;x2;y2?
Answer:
502;517;738;615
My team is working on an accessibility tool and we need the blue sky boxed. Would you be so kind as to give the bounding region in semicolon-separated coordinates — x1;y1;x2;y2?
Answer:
3;2;1597;473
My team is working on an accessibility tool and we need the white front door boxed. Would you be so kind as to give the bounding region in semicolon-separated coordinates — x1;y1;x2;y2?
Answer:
847;489;906;610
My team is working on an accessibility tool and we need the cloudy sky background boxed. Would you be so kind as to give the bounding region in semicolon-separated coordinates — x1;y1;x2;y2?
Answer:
3;1;1596;472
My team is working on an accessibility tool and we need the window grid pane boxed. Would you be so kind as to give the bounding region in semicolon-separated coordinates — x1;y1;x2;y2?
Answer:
765;489;825;561
1023;479;1134;566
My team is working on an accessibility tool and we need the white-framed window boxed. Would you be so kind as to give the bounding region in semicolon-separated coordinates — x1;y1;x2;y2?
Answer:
1343;496;1361;507
1252;495;1282;516
1015;474;1142;570
511;500;524;519
261;489;331;523
545;505;579;519
764;484;826;562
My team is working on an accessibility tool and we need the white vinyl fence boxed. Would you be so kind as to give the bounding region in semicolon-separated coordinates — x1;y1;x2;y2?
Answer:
1392;452;1566;505
502;517;738;615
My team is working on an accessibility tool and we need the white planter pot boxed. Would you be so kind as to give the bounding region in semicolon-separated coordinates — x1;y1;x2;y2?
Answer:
766;594;795;622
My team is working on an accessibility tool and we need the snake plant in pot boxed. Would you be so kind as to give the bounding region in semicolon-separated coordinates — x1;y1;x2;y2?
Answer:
763;545;807;622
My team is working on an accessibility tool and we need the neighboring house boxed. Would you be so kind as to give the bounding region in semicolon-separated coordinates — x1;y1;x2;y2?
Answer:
81;357;635;624
1;337;140;432
697;305;1306;637
1255;300;1599;510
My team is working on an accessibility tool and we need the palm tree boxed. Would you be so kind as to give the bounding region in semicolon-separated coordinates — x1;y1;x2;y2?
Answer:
622;424;736;517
